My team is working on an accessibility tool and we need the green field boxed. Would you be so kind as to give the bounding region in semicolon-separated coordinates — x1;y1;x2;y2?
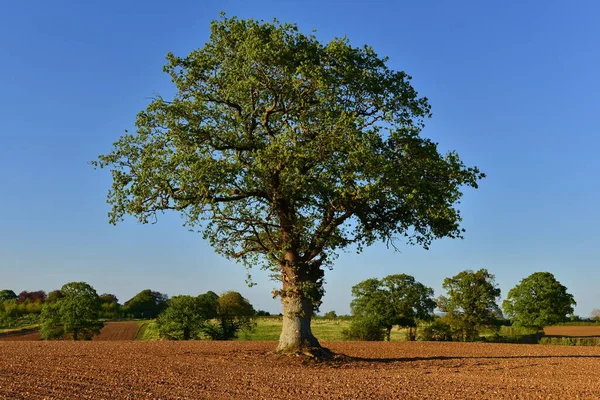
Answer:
136;318;411;341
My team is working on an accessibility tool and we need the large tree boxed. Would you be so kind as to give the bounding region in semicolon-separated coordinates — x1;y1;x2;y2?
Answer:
39;282;104;340
350;274;436;341
438;269;501;341
94;15;484;354
502;272;576;328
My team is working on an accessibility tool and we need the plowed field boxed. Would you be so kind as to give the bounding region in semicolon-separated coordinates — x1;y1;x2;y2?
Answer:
544;325;600;337
1;341;599;399
0;321;138;342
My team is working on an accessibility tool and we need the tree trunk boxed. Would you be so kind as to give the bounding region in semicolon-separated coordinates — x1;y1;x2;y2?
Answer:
276;294;322;355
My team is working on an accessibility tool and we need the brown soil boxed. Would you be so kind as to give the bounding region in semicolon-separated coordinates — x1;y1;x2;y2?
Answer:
0;321;138;342
544;325;600;337
93;321;139;340
0;341;599;399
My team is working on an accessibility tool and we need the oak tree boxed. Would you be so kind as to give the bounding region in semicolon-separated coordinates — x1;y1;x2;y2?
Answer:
94;15;484;354
156;293;218;340
39;282;104;340
502;272;576;328
349;274;435;341
438;269;501;341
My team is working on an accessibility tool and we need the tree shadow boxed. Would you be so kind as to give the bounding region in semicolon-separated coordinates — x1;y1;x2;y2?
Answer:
335;354;600;364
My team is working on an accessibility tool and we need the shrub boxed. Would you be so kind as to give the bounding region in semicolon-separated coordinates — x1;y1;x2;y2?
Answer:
420;320;453;341
341;317;385;341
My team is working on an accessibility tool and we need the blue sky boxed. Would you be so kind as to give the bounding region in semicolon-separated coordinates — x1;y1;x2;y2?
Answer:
1;1;598;316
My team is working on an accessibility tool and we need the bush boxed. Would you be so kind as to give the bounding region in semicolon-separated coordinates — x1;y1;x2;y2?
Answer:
420;320;453;341
341;317;385;341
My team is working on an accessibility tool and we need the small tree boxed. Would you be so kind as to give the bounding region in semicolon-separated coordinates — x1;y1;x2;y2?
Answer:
502;272;576;328
322;310;337;320
438;269;501;341
205;291;255;340
157;294;218;340
349;274;436;341
39;282;104;340
591;309;600;322
0;290;17;301
94;15;484;354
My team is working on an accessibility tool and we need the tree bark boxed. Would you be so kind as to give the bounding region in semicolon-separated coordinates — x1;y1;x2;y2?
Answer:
276;294;322;354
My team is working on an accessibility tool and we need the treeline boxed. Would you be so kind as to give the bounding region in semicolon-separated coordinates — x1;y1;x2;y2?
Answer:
0;283;267;341
341;269;598;342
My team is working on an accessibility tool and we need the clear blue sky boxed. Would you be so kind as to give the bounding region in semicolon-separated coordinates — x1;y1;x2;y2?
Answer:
1;0;599;316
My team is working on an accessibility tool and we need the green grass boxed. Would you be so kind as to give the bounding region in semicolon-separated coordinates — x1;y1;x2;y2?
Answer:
135;320;160;340
0;324;38;334
236;318;409;341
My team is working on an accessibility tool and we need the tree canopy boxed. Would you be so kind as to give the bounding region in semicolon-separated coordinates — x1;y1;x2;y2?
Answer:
0;290;17;301
156;293;218;340
123;289;168;318
437;269;501;341
349;274;435;340
502;272;576;328
94;15;484;354
39;282;104;340
157;291;254;340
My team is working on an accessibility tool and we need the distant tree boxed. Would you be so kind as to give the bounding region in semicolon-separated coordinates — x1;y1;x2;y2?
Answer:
255;310;272;317
39;282;104;340
322;310;337;320
123;290;168;318
98;293;121;319
99;293;119;304
349;274;436;341
0;290;17;301
438;269;501;341
156;293;218;340
204;291;255;340
93;15;485;355
16;290;46;304
46;290;64;303
502;272;576;329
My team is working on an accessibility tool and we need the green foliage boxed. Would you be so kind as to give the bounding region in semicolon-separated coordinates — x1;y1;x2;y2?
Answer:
341;316;385;341
205;291;255;340
438;269;501;342
591;309;600;322
420;319;453;341
123;290;168;319
156;293;218;340
502;272;576;329
0;290;17;301
322;310;337;319
350;274;435;340
46;290;64;303
39;282;104;340
156;291;254;341
93;14;484;322
135;320;161;340
98;293;121;319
